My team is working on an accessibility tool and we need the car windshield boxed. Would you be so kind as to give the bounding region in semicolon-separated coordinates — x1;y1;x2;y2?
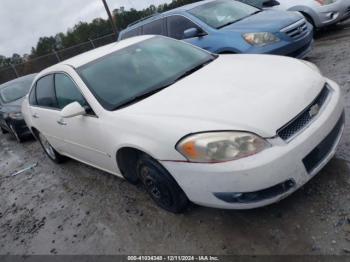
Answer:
78;36;215;110
189;0;260;29
0;77;34;104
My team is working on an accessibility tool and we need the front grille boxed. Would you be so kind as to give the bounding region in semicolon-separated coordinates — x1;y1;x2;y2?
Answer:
277;84;330;141
281;19;308;40
303;112;345;173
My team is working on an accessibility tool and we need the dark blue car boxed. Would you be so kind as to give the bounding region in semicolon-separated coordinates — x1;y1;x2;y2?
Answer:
119;0;314;58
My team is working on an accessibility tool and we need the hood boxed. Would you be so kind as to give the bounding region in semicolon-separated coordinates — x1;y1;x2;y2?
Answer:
220;10;303;32
121;55;325;137
1;97;24;112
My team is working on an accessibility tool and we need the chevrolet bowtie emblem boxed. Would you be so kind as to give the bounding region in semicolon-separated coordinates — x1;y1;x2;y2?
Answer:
309;104;320;117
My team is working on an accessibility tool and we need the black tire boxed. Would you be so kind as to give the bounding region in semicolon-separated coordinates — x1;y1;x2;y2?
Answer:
136;154;188;213
37;131;66;164
117;150;140;185
0;127;8;134
9;123;24;143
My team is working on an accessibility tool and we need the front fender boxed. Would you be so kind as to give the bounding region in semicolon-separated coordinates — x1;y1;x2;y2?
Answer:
288;6;320;26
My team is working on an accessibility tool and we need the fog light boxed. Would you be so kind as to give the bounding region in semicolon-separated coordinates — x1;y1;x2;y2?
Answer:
214;179;296;203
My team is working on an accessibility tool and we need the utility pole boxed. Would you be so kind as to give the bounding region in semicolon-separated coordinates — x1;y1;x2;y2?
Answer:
101;0;118;37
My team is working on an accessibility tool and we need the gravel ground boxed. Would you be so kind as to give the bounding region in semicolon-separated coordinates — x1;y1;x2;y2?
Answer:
1;21;350;255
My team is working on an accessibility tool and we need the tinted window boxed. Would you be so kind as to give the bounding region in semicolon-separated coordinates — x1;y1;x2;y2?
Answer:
55;74;86;109
29;88;37;105
78;37;215;110
167;16;200;40
189;0;259;29
36;75;57;108
238;0;264;8
143;19;164;35
120;27;141;40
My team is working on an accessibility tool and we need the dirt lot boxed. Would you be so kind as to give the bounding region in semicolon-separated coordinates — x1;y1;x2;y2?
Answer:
1;22;350;256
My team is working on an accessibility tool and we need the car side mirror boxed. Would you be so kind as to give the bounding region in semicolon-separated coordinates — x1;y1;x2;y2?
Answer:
184;28;205;39
61;102;86;118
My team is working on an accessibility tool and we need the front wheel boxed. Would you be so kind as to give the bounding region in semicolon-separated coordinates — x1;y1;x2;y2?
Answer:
137;155;188;213
37;132;66;163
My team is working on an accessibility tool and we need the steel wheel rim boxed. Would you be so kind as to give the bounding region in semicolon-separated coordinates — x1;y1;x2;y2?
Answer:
140;166;173;207
39;133;56;159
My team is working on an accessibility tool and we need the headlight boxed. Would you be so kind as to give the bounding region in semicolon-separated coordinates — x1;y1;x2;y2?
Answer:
243;32;280;47
301;60;322;74
315;0;337;5
176;132;270;163
9;112;23;120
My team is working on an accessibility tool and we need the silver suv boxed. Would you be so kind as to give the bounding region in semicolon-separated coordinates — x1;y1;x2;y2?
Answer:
240;0;350;28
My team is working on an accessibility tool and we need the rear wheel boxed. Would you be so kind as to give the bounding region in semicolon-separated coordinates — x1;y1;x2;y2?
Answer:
37;132;66;163
136;154;188;213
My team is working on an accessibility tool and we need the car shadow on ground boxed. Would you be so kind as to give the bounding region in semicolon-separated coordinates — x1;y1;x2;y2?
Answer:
314;21;350;40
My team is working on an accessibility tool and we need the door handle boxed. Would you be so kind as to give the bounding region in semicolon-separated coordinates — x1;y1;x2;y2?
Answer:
32;113;39;119
57;119;67;126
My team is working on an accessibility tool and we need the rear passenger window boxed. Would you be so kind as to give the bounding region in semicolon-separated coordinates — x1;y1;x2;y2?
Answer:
167;15;200;40
120;27;141;40
143;19;164;35
36;75;57;108
55;74;87;109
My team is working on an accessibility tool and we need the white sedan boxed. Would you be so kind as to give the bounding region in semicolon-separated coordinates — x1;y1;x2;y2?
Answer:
22;36;344;213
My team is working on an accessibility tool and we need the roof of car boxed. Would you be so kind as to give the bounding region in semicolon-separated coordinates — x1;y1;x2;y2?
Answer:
123;0;216;32
162;0;215;13
42;35;154;72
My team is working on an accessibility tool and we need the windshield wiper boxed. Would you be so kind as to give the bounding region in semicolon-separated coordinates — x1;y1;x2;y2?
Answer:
113;86;170;110
217;11;262;29
113;58;216;110
171;58;216;83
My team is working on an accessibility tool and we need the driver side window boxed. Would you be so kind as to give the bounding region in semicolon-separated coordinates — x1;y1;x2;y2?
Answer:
167;15;201;40
54;73;87;109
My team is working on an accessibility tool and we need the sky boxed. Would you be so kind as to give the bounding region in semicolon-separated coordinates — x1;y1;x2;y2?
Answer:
0;0;172;57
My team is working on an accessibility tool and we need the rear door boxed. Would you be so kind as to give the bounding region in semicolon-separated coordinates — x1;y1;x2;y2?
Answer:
29;74;64;151
142;19;166;36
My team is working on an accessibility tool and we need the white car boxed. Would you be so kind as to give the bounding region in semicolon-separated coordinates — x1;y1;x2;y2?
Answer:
22;36;344;213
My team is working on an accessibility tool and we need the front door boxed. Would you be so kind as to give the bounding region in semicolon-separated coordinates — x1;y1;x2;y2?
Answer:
53;73;114;172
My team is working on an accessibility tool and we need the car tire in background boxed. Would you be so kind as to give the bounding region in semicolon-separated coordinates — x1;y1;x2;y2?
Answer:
136;154;188;213
301;12;315;28
9;123;24;143
36;131;67;164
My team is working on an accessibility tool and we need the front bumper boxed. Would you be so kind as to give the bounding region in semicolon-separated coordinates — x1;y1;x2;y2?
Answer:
315;0;350;27
161;78;344;209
